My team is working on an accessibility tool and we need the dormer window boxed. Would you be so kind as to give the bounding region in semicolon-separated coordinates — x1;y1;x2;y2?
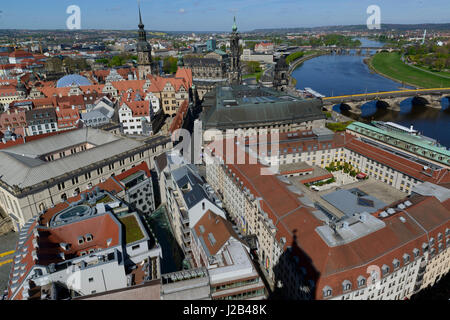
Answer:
393;259;400;270
85;234;93;242
437;233;443;242
382;264;390;277
429;238;435;246
403;254;410;264
323;286;332;298
78;236;85;245
413;248;420;259
357;276;366;288
342;280;352;292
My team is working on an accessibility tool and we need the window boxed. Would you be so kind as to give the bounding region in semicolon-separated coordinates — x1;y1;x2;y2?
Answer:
85;234;93;242
208;233;216;246
429;238;435;246
357;276;366;288
323;286;332;298
382;264;389;277
78;236;84;245
403;254;410;264
393;259;400;270
342;280;352;292
132;244;140;250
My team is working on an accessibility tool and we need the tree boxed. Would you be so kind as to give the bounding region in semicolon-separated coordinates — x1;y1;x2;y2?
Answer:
245;61;261;74
163;56;178;74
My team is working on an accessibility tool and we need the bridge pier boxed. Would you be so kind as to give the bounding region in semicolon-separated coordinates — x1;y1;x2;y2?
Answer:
421;95;444;109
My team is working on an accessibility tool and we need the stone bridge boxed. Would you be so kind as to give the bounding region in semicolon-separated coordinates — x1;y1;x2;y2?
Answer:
318;46;400;56
321;88;450;114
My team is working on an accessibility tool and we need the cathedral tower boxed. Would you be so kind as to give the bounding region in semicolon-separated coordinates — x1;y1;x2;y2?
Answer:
228;17;241;85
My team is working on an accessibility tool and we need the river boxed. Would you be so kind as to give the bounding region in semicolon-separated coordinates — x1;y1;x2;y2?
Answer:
291;38;450;147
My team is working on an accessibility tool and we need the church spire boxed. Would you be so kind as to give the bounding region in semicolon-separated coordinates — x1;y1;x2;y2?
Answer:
138;1;144;29
232;16;237;32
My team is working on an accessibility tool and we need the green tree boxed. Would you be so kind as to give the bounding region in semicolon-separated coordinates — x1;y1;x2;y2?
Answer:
163;56;178;74
245;61;262;74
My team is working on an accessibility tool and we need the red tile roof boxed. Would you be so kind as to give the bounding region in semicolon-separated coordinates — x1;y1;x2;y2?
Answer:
207;137;450;299
169;100;189;133
122;100;151;117
193;210;239;256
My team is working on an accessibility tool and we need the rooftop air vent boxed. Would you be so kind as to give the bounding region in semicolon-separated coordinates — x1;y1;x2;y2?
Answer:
397;203;406;210
387;208;396;215
399;217;406;223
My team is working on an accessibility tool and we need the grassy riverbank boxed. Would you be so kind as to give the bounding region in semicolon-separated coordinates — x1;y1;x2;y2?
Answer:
370;52;450;88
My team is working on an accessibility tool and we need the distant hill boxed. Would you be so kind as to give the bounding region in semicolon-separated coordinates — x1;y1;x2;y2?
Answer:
251;23;450;34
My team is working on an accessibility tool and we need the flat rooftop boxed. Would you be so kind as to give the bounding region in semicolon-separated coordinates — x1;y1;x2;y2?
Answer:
321;188;387;217
287;174;407;220
201;85;324;129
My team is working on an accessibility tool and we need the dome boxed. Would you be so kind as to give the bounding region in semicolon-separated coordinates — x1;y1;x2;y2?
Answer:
56;74;92;88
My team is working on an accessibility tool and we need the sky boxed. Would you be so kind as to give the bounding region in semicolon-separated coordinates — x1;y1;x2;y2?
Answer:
0;0;449;31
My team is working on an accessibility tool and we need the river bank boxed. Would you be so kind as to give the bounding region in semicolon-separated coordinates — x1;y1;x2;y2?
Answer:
367;52;450;89
364;56;420;89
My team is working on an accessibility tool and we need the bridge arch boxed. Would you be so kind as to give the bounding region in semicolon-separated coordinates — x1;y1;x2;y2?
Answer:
411;96;430;106
441;96;450;110
332;103;352;112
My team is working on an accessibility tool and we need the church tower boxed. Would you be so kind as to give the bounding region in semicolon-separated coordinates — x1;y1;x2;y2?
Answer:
137;5;154;80
273;55;289;91
228;17;241;85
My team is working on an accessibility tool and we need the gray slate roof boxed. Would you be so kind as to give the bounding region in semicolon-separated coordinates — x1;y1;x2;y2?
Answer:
0;128;143;188
201;85;324;130
171;164;209;209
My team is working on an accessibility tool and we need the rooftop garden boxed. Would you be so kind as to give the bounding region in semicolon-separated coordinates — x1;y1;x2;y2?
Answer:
96;195;114;204
326;121;354;132
119;215;145;244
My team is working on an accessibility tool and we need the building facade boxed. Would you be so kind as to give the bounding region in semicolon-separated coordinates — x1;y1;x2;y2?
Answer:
0;128;171;230
203;133;450;300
